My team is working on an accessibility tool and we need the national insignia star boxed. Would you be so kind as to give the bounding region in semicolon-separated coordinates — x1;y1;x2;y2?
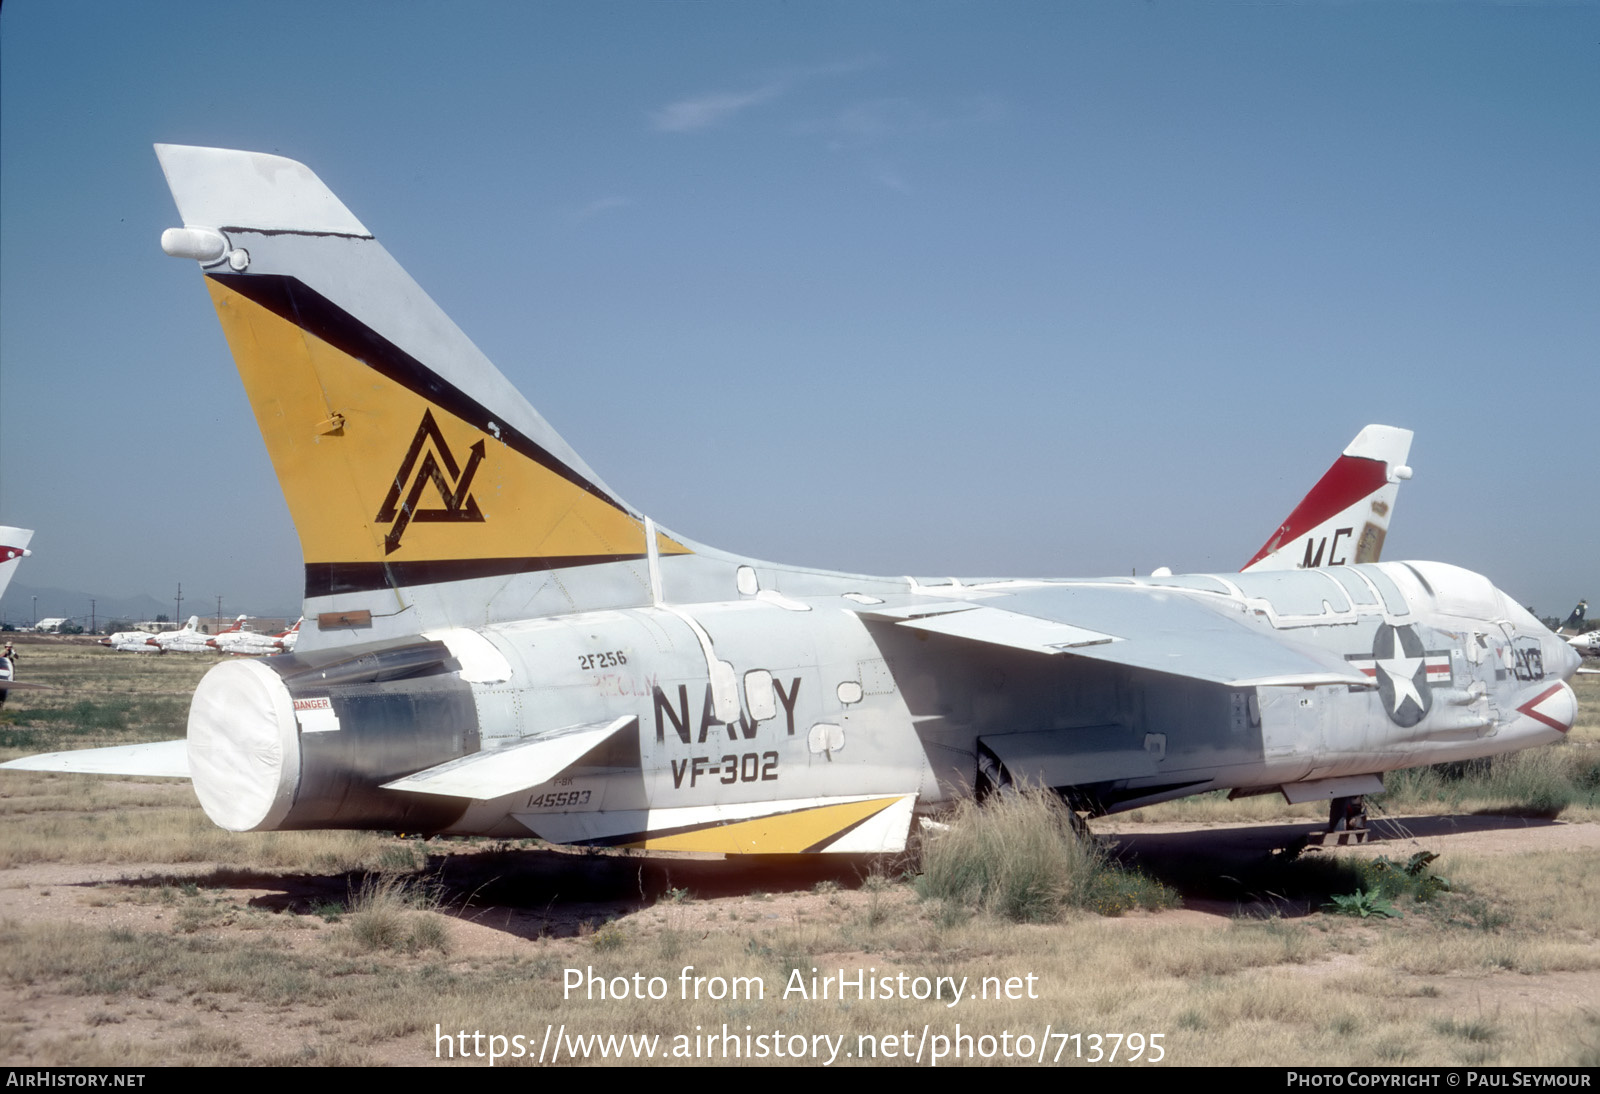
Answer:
1376;651;1424;714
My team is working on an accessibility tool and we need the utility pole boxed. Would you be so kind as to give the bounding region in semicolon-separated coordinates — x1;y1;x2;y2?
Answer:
90;599;96;635
216;595;223;630
175;583;183;625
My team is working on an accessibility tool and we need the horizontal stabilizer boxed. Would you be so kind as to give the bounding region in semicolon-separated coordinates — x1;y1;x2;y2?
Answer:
0;739;190;778
381;716;636;799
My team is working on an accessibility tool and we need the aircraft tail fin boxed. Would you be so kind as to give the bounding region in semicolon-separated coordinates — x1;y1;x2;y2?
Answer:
154;146;690;628
1243;425;1412;573
0;527;34;606
1558;600;1588;635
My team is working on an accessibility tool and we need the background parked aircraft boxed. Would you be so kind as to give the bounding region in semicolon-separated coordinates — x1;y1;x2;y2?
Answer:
0;529;40;702
101;629;162;653
210;617;301;656
1556;601;1599;658
0;527;33;606
148;616;214;654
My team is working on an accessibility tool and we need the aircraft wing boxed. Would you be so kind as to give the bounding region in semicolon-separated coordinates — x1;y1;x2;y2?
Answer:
860;584;1372;688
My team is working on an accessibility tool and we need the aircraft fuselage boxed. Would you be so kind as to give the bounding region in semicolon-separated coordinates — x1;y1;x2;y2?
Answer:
185;559;1579;853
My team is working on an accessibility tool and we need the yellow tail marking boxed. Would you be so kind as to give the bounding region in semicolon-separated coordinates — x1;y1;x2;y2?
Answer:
206;279;689;566
628;797;899;854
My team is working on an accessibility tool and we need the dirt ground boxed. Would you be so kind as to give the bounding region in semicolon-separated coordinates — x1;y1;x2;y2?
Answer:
1;811;1595;1066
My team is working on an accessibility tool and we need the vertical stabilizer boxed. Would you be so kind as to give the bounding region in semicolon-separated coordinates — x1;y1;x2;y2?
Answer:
1243;425;1413;572
1558;600;1587;635
0;527;34;605
155;146;690;639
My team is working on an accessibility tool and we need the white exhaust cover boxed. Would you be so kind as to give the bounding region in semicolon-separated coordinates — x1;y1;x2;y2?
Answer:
187;659;300;831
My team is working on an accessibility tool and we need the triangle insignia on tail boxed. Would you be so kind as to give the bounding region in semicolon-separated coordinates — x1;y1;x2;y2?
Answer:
378;409;487;554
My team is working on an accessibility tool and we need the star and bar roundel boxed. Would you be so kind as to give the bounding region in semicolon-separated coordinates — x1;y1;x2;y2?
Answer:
1345;624;1452;727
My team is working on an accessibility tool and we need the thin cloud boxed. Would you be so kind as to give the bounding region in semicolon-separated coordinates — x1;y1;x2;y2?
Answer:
651;56;880;134
570;195;635;224
651;83;784;132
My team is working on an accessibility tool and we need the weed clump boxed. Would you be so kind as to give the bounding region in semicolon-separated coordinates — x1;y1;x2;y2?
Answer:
916;790;1175;921
1325;852;1451;919
587;921;626;951
1362;852;1451;903
1325;889;1403;919
342;874;450;955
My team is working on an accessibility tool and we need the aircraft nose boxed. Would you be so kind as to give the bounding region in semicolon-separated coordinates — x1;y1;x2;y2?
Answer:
1553;636;1582;681
1515;680;1577;736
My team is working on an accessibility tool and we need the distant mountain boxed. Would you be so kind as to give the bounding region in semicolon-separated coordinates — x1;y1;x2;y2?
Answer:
0;582;298;629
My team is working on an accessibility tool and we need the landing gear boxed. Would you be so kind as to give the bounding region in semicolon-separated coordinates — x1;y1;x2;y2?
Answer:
974;744;1015;801
1304;794;1371;846
1307;794;1370;845
1328;794;1368;833
973;746;1092;839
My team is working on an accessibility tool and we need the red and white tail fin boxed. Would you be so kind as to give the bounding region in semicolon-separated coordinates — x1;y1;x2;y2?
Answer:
1243;425;1413;572
0;527;33;606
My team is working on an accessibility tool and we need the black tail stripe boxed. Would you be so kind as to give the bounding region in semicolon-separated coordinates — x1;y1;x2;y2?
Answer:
306;554;649;598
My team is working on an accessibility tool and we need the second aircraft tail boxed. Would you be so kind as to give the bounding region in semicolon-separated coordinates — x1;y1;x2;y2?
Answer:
1243;424;1413;572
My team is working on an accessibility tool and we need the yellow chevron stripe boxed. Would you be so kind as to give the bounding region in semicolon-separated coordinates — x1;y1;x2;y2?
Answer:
626;797;900;854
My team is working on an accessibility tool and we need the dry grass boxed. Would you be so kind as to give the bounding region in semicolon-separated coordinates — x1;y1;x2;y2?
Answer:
341;873;452;956
1570;670;1600;745
917;790;1177;919
2;837;1596;1066
0;640;213;751
0;767;416;872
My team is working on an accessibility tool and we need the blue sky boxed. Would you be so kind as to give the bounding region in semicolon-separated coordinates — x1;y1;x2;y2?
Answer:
1;1;1595;621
